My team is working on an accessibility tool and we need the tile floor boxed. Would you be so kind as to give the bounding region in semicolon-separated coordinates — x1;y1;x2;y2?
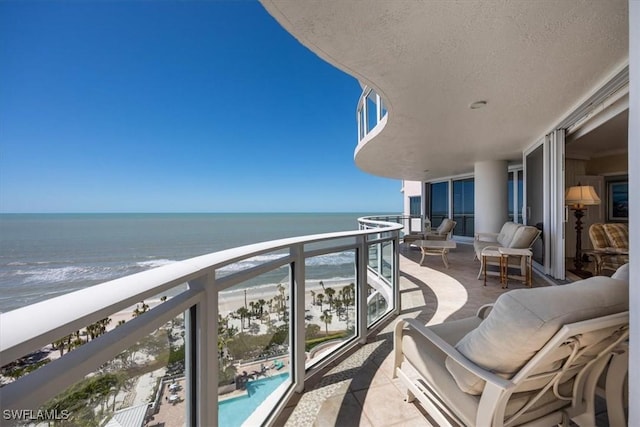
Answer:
276;243;558;427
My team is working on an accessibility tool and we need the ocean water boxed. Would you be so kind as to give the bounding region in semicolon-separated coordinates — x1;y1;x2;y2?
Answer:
0;213;380;312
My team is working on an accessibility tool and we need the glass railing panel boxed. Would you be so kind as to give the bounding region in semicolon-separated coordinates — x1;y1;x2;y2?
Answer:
366;241;394;327
368;243;379;269
304;251;357;367
366;91;377;133
381;241;393;282
367;291;388;326
218;271;292;427
19;311;188;427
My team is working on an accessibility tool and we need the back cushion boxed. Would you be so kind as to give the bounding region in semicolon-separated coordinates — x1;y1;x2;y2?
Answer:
603;223;629;249
508;226;539;248
437;218;451;234
445;277;629;395
589;223;609;249
611;263;629;281
497;222;520;247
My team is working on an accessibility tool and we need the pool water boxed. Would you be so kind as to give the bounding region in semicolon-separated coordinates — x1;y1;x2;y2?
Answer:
218;373;289;427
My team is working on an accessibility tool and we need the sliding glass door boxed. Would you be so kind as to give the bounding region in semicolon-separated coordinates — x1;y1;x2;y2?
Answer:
429;182;449;228
525;145;545;266
452;178;474;237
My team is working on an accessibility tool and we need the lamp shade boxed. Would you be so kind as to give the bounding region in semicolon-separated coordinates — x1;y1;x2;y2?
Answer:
565;185;601;207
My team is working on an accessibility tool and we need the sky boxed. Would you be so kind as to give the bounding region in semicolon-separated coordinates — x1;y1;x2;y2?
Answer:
0;1;400;213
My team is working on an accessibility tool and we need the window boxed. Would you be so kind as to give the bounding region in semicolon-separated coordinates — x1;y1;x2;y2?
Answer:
452;178;474;237
409;196;421;217
429;182;449;228
508;170;524;223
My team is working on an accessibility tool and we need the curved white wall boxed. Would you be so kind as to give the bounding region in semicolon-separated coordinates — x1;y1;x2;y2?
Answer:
474;160;508;233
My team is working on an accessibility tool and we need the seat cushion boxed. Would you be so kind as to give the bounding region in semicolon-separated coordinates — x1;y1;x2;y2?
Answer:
447;276;629;395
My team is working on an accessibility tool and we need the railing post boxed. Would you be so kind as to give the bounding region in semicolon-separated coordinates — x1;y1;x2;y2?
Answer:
357;235;368;344
189;273;218;427
291;244;306;393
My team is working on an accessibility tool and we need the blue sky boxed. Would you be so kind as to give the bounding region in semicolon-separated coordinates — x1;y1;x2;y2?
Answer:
0;1;399;213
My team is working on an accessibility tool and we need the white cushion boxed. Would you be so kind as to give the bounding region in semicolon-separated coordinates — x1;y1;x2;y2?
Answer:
496;222;520;247
445;276;629;395
508;226;538;248
611;263;629;281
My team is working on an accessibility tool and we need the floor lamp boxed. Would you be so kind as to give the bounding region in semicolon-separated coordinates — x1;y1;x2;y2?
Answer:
565;184;601;278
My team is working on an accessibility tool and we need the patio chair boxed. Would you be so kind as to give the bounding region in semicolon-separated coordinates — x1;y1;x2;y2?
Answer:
393;275;629;427
587;223;629;274
424;218;457;241
473;222;541;279
404;217;433;243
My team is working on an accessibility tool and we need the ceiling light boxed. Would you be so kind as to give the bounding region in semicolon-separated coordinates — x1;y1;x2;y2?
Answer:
469;101;487;109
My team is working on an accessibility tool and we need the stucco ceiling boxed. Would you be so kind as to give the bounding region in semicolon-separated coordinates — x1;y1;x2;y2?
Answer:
261;0;629;181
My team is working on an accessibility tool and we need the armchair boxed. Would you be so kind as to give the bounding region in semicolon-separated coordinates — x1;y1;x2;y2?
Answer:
393;275;629;426
587;223;629;275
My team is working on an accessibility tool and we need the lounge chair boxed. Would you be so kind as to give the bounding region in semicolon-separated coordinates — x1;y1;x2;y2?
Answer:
393;273;629;426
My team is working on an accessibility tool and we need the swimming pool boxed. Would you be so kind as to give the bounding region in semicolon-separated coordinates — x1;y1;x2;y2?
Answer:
218;373;289;427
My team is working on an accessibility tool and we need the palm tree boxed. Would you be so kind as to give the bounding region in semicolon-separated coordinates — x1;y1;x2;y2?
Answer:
316;293;324;311
132;300;150;318
334;299;343;318
320;310;332;336
277;283;286;306
310;290;316;306
258;299;266;322
325;287;336;311
236;307;250;330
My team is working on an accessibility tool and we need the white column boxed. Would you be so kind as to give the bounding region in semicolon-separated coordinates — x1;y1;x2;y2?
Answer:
474;160;509;233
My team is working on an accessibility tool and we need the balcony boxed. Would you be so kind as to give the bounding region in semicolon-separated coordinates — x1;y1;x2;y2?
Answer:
0;217;403;427
1;218;620;426
277;243;561;426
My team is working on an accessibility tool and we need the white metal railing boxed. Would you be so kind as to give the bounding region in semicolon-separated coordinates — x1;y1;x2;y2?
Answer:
356;86;388;143
0;216;401;427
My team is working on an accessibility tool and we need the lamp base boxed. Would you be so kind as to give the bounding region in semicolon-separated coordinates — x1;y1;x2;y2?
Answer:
568;269;593;279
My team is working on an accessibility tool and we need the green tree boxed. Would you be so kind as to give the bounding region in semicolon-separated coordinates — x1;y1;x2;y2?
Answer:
325;287;336;311
236;307;250;330
316;293;324;311
132;301;150;318
320;310;333;336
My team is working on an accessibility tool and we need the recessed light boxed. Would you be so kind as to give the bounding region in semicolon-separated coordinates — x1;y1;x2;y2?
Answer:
469;100;487;109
